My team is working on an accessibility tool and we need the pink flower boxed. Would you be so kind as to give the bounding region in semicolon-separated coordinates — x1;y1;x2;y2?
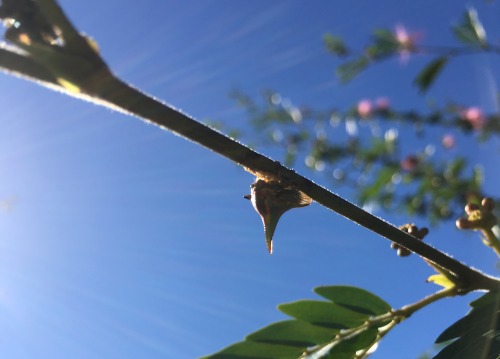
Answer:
357;99;372;118
395;25;412;47
400;155;419;171
375;97;390;111
441;134;455;149
394;24;420;62
461;107;485;129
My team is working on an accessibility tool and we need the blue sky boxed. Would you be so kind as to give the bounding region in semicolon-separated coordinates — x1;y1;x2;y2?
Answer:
0;1;499;358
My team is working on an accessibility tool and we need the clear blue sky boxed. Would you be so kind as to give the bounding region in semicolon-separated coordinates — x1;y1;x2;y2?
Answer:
0;1;499;358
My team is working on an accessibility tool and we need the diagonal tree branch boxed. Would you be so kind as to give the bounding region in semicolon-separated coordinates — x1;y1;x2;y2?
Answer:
0;44;57;84
0;0;498;292
89;75;500;292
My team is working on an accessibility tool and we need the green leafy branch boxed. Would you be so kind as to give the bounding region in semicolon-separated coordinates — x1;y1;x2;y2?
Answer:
231;88;500;137
229;89;496;223
326;8;500;92
202;285;460;359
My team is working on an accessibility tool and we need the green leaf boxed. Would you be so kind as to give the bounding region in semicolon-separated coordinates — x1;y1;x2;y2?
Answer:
324;34;348;56
246;320;336;347
370;28;399;57
436;303;499;343
278;300;368;329
470;291;500;309
414;56;448;93
201;340;304;359
372;29;396;42
302;328;378;359
433;291;500;359
445;158;466;179
203;287;392;358
358;165;398;205
472;165;484;188
433;333;500;359
314;286;392;316
325;328;379;358
336;57;369;83
452;8;487;46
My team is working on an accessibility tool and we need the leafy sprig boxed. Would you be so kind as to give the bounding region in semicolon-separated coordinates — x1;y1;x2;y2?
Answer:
329;8;500;92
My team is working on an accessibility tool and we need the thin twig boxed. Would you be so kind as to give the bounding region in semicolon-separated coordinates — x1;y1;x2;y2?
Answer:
482;228;500;258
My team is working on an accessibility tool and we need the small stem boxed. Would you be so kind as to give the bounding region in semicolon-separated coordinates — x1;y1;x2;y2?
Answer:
416;44;500;56
356;320;398;359
395;286;459;318
358;287;458;358
482;228;500;258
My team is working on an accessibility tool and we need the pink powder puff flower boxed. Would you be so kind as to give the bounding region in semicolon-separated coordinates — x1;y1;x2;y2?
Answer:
394;24;421;62
461;107;485;129
400;155;419;171
357;99;373;118
441;134;456;149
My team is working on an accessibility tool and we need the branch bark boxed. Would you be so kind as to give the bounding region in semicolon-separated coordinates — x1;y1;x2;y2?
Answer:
0;0;498;293
89;73;499;292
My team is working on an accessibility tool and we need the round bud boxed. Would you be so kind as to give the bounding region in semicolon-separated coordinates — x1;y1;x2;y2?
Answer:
482;197;495;212
465;203;479;215
456;217;470;230
397;248;411;257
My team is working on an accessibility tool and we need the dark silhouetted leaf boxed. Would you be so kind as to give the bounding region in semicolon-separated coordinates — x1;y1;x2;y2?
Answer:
414;57;448;93
433;291;500;359
469;291;500;309
314;285;392;316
